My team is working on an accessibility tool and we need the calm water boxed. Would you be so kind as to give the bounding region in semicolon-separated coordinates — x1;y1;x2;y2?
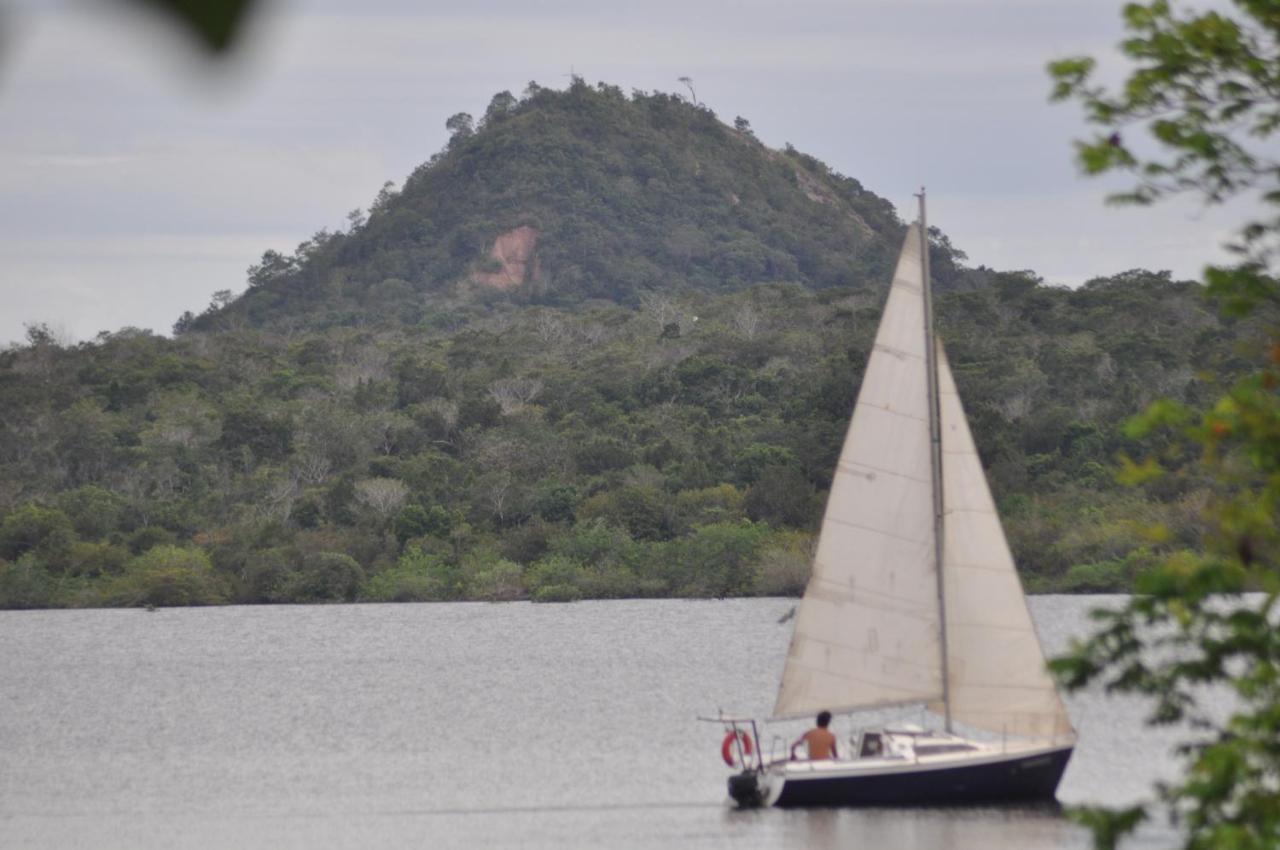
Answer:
1;597;1184;849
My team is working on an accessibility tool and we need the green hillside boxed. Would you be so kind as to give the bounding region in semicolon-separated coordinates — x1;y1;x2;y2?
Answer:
188;79;973;334
0;82;1262;608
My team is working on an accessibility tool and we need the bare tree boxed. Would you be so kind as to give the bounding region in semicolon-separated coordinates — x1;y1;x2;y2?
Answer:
533;310;568;344
416;398;460;448
1095;351;1118;382
368;411;411;456
638;291;679;330
677;76;698;106
259;476;299;522
474;471;515;524
355;478;409;519
998;393;1034;421
488;377;544;415
335;345;389;390
292;453;332;486
731;303;762;339
577;321;610;346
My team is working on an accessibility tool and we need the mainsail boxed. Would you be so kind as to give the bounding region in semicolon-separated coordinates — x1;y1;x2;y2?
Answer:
773;220;1074;743
773;225;943;718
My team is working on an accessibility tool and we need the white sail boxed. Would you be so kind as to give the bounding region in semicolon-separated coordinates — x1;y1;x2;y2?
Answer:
928;346;1075;741
773;225;943;719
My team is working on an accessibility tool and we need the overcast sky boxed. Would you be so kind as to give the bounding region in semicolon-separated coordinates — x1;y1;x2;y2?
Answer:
0;0;1254;345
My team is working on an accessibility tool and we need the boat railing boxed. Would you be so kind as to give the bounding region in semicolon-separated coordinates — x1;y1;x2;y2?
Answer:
697;714;764;771
769;734;786;764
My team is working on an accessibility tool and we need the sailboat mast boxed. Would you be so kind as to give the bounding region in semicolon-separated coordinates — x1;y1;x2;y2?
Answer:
917;189;952;733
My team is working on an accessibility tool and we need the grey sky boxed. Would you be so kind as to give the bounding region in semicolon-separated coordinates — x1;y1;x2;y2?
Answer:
0;0;1253;344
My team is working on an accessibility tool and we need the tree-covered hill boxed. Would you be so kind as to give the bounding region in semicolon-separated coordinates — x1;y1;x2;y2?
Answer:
187;79;974;335
0;82;1265;608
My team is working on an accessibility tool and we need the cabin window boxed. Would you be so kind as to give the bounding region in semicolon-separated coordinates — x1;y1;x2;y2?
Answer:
859;733;883;758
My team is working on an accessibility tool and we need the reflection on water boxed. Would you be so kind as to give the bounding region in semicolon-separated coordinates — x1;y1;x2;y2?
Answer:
770;805;1075;849
0;597;1181;849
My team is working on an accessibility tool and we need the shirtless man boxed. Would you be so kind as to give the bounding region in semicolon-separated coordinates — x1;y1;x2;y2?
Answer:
790;710;838;761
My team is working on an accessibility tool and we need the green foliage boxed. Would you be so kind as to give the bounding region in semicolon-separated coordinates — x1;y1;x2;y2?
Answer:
0;256;1255;606
672;484;746;532
198;82;941;335
1049;4;1280;848
577;485;672;541
1048;0;1280;316
1058;560;1128;593
533;483;580;523
754;531;814;596
393;503;451;544
137;0;258;53
0;555;57;609
360;546;460;602
462;550;523;601
526;555;586;603
103;545;228;607
744;465;815;527
66;541;129;578
0;504;77;569
0;79;1266;611
283;552;364;602
670;521;769;597
56;486;126;539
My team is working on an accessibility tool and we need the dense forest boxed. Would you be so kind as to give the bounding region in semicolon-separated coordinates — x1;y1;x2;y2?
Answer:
0;80;1265;608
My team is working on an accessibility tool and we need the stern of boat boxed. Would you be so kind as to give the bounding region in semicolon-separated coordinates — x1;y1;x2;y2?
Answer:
727;770;769;808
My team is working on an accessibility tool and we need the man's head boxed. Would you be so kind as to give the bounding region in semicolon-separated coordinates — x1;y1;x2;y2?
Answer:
817;711;832;728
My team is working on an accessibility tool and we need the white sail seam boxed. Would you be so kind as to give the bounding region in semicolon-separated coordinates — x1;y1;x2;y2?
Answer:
805;581;941;610
851;402;929;423
869;343;925;361
948;685;1062;692
943;561;1017;573
821;516;930;545
835;460;930;484
947;620;1040;633
770;696;945;721
785;653;940;674
809;577;939;603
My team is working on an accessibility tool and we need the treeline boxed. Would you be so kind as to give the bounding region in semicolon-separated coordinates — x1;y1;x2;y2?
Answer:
0;267;1260;608
1;82;1259;607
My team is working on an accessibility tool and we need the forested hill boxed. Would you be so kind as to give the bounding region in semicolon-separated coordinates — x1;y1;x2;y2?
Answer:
185;79;975;334
0;82;1266;609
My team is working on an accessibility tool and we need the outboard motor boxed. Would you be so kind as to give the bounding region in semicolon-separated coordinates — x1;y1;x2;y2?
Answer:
728;770;767;808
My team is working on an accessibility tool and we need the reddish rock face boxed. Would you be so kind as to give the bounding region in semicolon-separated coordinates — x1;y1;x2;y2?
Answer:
475;225;540;289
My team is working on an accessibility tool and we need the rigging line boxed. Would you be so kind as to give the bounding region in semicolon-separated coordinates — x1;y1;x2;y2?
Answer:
917;190;952;735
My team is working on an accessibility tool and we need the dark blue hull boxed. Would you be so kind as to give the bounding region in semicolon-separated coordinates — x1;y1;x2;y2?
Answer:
770;746;1073;808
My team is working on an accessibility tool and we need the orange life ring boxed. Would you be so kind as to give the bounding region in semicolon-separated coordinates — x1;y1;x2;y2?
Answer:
721;729;754;767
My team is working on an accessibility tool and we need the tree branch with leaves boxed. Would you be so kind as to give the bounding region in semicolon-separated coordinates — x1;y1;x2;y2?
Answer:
1048;2;1280;848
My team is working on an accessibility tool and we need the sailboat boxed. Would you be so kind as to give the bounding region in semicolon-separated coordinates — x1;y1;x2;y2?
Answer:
717;192;1075;808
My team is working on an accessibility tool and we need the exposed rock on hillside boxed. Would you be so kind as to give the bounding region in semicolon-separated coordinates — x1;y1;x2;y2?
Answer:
476;226;540;289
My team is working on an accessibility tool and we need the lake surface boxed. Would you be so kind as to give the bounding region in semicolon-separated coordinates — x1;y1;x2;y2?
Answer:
1;597;1185;849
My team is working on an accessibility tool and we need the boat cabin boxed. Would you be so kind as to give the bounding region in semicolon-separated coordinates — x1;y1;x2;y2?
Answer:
854;731;884;759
